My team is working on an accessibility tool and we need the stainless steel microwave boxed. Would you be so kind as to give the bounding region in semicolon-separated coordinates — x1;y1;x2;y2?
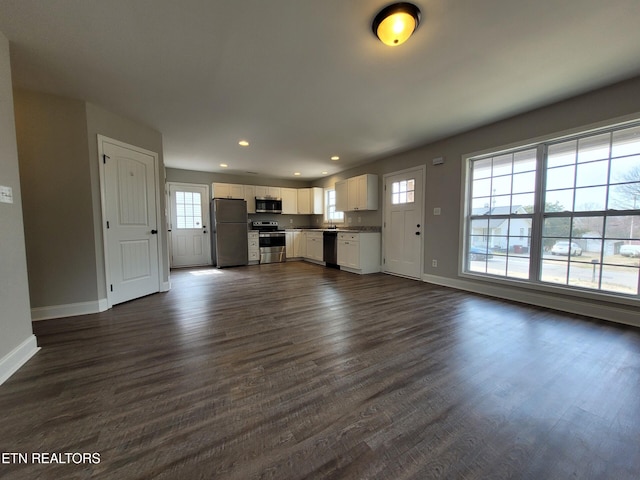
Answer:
255;197;282;213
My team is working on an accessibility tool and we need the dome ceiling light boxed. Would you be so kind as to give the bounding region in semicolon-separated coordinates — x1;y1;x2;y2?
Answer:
372;2;421;47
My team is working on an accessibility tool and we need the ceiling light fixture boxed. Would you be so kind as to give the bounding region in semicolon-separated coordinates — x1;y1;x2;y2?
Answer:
294;172;301;176
238;140;249;147
331;156;340;161
220;163;228;168
372;2;421;47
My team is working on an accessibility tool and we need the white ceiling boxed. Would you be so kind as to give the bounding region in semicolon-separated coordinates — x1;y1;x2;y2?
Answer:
2;0;640;180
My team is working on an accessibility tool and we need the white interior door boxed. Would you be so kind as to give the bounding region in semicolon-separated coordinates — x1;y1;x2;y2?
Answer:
383;166;425;279
99;137;160;306
168;183;211;267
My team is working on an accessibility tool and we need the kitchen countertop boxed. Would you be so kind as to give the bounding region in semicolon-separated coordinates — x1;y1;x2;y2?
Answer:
285;227;381;233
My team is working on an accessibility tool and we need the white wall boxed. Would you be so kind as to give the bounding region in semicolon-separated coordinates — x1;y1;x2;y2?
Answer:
0;30;38;384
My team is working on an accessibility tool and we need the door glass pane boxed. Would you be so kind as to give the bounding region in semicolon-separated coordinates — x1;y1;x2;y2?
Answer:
175;191;202;229
391;179;415;204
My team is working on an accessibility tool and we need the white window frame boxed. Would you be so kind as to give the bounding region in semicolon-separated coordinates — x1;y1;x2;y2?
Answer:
460;114;640;308
324;188;344;224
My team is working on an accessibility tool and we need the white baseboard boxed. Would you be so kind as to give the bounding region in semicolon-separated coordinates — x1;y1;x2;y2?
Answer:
161;280;171;292
422;274;640;328
31;298;108;321
0;335;39;385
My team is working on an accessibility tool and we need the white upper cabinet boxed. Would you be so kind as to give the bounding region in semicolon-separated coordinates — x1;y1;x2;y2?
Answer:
255;186;281;198
244;184;256;213
212;182;244;199
335;180;348;213
281;188;298;214
335;174;378;211
297;187;324;214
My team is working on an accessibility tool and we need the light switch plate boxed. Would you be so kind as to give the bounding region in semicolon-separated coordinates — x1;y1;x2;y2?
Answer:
0;185;13;204
433;207;441;215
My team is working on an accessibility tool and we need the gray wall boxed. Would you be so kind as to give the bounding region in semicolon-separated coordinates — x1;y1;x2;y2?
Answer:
86;102;168;291
13;90;167;310
0;32;34;366
14;90;98;307
312;75;640;321
166;167;311;188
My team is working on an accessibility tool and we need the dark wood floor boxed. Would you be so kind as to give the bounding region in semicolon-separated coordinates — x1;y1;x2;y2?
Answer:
1;262;639;479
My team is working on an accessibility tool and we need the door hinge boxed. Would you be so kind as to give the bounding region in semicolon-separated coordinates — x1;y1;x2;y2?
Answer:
103;154;110;164
106;221;110;229
110;284;113;292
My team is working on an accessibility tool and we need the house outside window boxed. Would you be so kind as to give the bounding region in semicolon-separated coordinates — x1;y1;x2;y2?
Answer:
464;121;640;298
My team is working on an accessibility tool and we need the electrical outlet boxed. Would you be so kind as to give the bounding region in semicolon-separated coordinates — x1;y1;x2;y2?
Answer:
432;259;438;267
0;185;13;204
433;207;441;216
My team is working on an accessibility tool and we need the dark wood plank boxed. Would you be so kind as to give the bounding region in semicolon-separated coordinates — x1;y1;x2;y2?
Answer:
0;262;639;479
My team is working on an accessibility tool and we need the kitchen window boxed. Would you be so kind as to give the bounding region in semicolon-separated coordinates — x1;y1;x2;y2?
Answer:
325;188;344;223
464;121;640;298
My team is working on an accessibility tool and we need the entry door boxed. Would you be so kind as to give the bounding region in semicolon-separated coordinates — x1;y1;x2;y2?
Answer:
383;166;425;279
99;136;160;306
168;183;211;267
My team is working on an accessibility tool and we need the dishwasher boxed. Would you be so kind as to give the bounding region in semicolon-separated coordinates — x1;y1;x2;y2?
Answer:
323;230;339;269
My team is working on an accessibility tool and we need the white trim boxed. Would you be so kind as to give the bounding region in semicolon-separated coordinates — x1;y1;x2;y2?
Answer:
31;299;109;321
423;273;640;328
97;135;163;309
0;335;39;385
462;111;640;161
161;280;171;292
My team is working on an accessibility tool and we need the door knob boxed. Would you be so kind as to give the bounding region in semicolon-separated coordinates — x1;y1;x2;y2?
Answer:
415;231;420;235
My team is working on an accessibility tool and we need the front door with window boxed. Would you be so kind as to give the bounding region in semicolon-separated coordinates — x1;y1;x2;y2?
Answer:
168;183;211;267
383;167;425;279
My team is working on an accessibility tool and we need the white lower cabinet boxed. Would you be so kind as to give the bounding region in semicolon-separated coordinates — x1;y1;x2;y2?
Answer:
248;231;259;264
285;230;305;260
305;231;324;263
337;232;380;274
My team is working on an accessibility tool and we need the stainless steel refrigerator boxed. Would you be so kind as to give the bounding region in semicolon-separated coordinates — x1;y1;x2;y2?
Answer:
211;198;249;268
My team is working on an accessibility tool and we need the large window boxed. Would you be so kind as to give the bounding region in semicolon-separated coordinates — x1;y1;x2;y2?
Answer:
465;122;640;298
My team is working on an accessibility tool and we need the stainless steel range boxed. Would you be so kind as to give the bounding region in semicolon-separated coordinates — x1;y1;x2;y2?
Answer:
252;221;286;264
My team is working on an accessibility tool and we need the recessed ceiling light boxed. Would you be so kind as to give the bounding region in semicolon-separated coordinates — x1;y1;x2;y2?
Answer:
294;172;301;176
331;156;340;161
322;171;328;175
238;140;249;147
220;163;228;168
